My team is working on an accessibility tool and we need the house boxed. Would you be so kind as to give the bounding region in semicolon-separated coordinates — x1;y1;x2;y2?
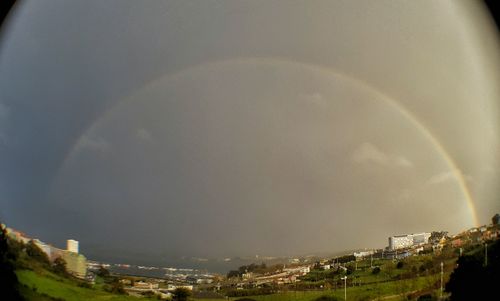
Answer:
134;281;159;290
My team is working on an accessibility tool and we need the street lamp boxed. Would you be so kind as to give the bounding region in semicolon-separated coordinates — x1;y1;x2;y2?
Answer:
485;243;488;267
440;262;443;300
341;276;347;300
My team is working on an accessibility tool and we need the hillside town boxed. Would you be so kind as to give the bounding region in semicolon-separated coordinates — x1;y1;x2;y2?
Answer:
3;213;499;299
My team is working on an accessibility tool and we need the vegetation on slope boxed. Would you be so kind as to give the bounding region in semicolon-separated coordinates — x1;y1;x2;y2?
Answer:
1;222;156;301
0;224;24;300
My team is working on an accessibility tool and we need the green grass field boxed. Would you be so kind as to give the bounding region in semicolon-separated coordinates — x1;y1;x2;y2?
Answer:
16;267;444;301
16;268;445;301
17;269;154;301
193;276;439;301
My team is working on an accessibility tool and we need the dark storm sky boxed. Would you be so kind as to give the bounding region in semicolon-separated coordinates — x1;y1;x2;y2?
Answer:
0;1;499;260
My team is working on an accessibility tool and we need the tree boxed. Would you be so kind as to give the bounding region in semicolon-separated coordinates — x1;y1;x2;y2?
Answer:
103;277;126;294
396;261;404;269
410;265;418;277
26;240;50;266
417;294;435;301
492;213;500;225
429;231;448;243
53;256;67;275
227;269;240;278
173;287;191;301
0;223;24;300
97;265;111;278
446;240;500;300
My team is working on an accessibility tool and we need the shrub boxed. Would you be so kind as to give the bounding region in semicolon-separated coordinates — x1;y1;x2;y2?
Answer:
76;281;92;288
417;294;435;301
52;257;68;275
103;279;126;295
314;295;339;301
142;291;156;297
173;287;191;301
26;240;50;266
96;266;111;278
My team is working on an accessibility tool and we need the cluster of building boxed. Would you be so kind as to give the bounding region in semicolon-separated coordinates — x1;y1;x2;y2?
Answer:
119;277;196;299
231;265;311;289
353;250;375;260
4;225;87;279
449;225;499;248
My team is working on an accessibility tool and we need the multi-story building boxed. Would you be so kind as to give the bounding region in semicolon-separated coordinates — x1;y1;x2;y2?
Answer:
389;235;413;250
354;250;375;260
67;239;79;253
61;251;87;278
388;232;431;250
412;232;431;245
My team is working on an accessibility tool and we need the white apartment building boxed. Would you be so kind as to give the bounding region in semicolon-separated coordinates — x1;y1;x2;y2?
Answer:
67;239;79;253
388;232;431;250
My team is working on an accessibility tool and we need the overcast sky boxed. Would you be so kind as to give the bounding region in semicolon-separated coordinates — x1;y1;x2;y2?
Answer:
1;1;499;261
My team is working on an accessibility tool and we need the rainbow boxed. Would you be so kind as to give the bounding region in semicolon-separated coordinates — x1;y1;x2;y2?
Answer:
58;57;480;227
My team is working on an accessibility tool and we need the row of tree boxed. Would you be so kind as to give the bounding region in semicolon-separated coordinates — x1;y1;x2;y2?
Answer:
227;263;283;278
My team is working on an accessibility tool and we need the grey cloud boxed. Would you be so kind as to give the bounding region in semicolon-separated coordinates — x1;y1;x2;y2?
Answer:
75;135;110;153
0;102;8;146
136;128;152;141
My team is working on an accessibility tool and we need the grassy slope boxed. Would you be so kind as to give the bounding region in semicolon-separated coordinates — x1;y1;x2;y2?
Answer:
17;269;152;301
195;255;454;301
194;276;439;301
16;266;444;301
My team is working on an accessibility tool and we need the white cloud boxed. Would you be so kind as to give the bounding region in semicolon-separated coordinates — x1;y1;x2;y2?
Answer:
427;171;455;185
136;128;152;141
75;134;110;153
352;143;388;164
395;156;414;167
427;170;473;185
351;142;413;168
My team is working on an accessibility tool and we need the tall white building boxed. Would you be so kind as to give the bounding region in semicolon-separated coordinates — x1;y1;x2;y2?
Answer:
388;233;431;250
389;235;413;250
67;239;79;253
